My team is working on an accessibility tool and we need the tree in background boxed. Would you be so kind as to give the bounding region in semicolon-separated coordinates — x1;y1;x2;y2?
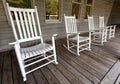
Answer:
7;0;31;8
46;0;58;20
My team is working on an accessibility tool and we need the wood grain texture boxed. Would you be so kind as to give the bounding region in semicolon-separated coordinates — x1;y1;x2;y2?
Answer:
0;36;120;84
100;60;120;84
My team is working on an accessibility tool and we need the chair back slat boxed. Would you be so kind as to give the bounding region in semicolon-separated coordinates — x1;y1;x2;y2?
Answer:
27;11;34;37
35;7;42;37
7;3;43;42
88;16;95;31
18;11;27;38
64;15;77;34
99;16;104;28
31;12;37;37
14;10;24;39
23;11;31;38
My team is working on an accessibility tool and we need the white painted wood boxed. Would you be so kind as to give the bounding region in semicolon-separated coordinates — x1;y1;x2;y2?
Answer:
18;11;27;38
88;16;107;45
23;11;31;38
99;16;104;28
99;16;116;40
27;11;34;37
88;16;95;31
14;11;23;39
31;12;37;36
64;15;91;56
7;3;58;81
26;60;55;74
100;60;120;84
108;25;116;39
6;3;18;40
35;6;43;43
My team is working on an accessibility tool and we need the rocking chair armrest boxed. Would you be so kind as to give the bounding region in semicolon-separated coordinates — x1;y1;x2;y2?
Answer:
77;30;96;33
8;42;18;45
52;34;58;47
52;34;58;41
52;34;58;37
9;36;43;45
67;32;80;35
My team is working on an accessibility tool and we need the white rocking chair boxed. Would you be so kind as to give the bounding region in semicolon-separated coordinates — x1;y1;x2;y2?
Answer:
88;16;107;45
64;15;91;56
7;3;58;81
99;16;116;39
107;25;116;39
99;16;107;42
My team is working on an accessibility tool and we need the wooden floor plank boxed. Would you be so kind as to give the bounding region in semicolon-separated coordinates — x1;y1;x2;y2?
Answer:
47;63;71;84
0;33;120;84
115;74;120;84
92;45;117;63
57;46;100;84
102;43;120;57
0;52;3;84
11;51;25;84
58;40;107;77
11;50;37;84
83;51;111;69
78;53;107;77
62;51;104;80
55;60;84;84
30;63;49;84
41;66;60;84
100;60;120;84
2;51;13;84
57;57;93;84
57;44;104;79
105;40;120;52
32;69;49;84
25;73;37;84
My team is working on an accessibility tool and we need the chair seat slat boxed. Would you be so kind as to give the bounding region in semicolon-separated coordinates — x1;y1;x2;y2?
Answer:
21;43;53;60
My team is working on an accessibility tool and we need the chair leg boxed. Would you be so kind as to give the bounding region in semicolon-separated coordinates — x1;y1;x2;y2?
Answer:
52;40;58;64
77;41;80;56
67;40;70;50
43;52;46;58
77;47;80;56
23;77;27;81
52;36;58;64
104;29;108;42
101;36;104;45
14;45;27;81
93;35;95;40
109;27;112;39
53;49;58;64
88;39;91;50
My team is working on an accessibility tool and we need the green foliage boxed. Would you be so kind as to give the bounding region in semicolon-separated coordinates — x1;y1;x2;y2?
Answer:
46;0;58;15
7;0;31;8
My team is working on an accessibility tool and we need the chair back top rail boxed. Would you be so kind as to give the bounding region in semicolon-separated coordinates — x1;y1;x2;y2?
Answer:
99;16;104;28
6;3;43;42
88;16;95;31
64;15;77;34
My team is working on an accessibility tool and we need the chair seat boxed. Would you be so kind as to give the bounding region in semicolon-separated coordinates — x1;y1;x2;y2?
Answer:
20;43;53;59
69;36;89;42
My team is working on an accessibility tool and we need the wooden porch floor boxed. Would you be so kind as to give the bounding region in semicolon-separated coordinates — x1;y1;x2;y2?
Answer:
0;30;120;84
